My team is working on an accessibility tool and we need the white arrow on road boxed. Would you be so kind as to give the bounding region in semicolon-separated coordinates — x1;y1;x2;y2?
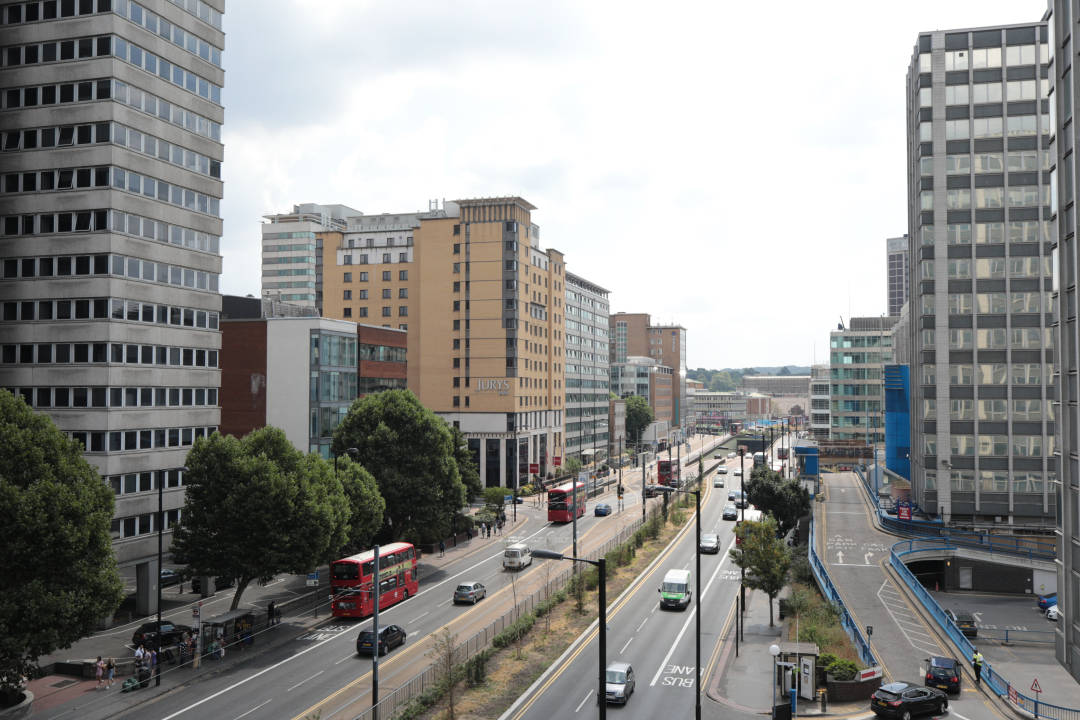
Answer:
973;612;983;623
840;488;846;493
837;551;845;564
864;552;874;565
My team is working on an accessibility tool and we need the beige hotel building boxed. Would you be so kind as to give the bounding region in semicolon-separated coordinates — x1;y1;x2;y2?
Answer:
262;197;565;489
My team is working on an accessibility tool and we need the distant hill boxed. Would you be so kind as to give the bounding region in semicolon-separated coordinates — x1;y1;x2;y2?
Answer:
687;366;810;392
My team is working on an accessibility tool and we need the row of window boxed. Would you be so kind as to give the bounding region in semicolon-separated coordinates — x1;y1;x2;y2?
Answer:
16;385;218;410
264;243;315;253
2;297;220;330
926;435;1051;457
922;363;1048;385
265;255;314;264
921;150;1051;175
925;292;1052;315
3;33;111;65
919;186;1049;210
921;115;1049;141
112;36;221;104
112;509;180;540
117;0;222;67
923;221;1048;245
342;252;410;265
922;397;1051;420
164;0;220;28
919;79;1047;107
341;270;408;282
339;306;408;319
922;471;1048;494
116;122;221;177
1;78;222;142
919;45;1048;73
2;341;218;368
63;424;218;454
109;468;187;498
114;167;220;216
343;288;407;300
919;256;1050;279
1;209;220;254
2;0;221;30
4;253;219;292
919;327;1050;350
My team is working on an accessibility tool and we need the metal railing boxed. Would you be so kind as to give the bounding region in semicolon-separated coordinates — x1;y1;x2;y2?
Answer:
889;540;1080;720
807;512;877;668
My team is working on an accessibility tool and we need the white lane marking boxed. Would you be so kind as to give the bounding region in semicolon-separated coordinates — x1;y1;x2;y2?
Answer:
575;690;592;712
334;654;354;665
637;616;649;632
287;670;324;692
949;711;973;720
438;599;452;607
876;580;942;657
412;611;430;623
650;536;736;687
231;699;274;720
620;637;633;654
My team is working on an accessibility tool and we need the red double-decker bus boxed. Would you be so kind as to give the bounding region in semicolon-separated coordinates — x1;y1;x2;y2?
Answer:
657;459;680;486
329;541;418;618
547;481;586;522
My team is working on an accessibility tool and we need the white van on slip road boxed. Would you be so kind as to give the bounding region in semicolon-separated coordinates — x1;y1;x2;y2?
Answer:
502;542;532;570
659;569;692;610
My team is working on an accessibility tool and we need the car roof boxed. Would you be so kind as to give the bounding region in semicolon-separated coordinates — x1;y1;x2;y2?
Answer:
607;661;632;672
879;682;912;693
950;609;974;618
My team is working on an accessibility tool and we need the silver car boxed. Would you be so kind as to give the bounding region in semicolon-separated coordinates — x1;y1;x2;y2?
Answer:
453;582;487;604
605;661;635;705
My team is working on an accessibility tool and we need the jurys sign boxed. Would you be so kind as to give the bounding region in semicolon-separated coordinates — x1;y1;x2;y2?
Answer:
476;379;511;395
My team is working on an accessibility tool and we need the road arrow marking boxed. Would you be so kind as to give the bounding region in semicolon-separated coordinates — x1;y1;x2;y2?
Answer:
972;612;983;623
865;552;874;564
837;551;845;564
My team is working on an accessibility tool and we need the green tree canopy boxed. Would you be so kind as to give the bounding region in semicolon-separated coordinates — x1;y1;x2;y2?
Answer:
337;458;385;555
171;427;350;610
450;425;481;500
745;467;810;536
624;395;654;444
0;390;123;699
729;516;791;626
332;390;467;545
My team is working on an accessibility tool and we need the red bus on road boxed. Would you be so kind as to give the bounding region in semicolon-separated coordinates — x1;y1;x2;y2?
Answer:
548;481;586;522
777;447;789;460
657;459;680;486
330;541;418;618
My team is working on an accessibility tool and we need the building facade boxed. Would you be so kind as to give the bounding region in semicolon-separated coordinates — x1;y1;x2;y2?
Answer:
649;324;687;427
907;23;1056;528
810;364;831;441
887;234;911;316
0;0;225;592
260;203;358;311
830;316;897;447
741;374;811;397
565;272;610;465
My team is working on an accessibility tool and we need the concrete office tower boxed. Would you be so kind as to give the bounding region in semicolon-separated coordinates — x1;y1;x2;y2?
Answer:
0;0;225;599
565;272;610;466
810;364;831;441
260;203;360;311
609;312;688;428
311;196;565;489
830;317;898;447
907;23;1055;529
887;234;911;316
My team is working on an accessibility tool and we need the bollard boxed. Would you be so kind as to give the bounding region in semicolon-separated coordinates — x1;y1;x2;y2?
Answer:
818;688;827;712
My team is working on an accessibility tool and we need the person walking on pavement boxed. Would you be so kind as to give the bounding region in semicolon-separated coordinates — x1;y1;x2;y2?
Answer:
439;539;446;557
267;600;276;629
106;657;115;688
95;656;105;689
972;649;984;687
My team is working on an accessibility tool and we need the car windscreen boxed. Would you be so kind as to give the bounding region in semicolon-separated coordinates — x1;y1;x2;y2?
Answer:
661;582;686;593
606;670;626;683
929;657;955;668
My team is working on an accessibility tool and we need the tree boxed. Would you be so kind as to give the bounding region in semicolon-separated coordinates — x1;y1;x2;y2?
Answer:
332;390;467;545
336;458;385;555
171;427;350;610
449;426;481;501
729;516;791;626
745;468;810;536
624;395;654;444
564;457;583;477
0;390;123;703
429;626;460;720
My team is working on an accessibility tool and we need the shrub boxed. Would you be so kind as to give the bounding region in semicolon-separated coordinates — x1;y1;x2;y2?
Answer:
493;612;536;649
826;658;858;681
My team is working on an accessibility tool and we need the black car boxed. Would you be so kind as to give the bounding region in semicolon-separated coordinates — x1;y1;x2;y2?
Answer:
871;682;948;719
159;568;182;588
132;621;192;649
356;624;406;656
190;576;235;594
925;656;961;694
699;533;721;554
944;608;978;638
722;504;739;520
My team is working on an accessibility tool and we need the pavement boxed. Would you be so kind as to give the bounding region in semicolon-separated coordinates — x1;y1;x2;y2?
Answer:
707;587;871;719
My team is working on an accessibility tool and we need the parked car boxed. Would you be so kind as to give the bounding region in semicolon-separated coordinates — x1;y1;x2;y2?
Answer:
699;533;721;554
159;568;182;588
944;608;978;637
722;504;739;520
924;655;961;694
356;624;406;656
594;503;612;517
605;661;635;705
453;582;487;604
1047;604;1061;621
132;621;192;650
1038;593;1058;610
190;576;235;594
871;681;948;719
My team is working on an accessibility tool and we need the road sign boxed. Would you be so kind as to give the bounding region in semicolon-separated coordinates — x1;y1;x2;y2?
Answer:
306;571;319;587
897;501;912;521
529;463;539;474
1032;678;1042;694
859;667;883;682
553;456;561;466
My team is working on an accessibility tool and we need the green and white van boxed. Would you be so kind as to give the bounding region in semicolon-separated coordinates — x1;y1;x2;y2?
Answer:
659;569;692;610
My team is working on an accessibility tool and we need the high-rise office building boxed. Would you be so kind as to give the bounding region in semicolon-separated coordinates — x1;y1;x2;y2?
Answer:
907;22;1055;528
887;234;911;316
609;312;687;428
261;203;359;312
565;272;610;465
301;196;565;488
810;364;831;441
830;316;897;447
0;0;225;599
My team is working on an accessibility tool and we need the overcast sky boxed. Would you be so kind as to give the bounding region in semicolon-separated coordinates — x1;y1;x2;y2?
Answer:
219;0;1047;370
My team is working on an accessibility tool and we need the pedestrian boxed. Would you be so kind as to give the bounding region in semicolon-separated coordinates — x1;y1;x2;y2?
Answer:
150;649;158;678
134;643;145;665
482;522;488;538
95;656;104;689
439;539;446;557
972;649;984;687
267;600;276;629
106;657;115;688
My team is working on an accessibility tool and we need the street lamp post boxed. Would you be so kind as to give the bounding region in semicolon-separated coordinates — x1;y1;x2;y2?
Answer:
738;446;746;632
769;643;781;717
533;549;607;718
655;484;702;720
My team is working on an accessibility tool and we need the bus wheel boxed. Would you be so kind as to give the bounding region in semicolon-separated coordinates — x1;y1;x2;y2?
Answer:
403;590;408;600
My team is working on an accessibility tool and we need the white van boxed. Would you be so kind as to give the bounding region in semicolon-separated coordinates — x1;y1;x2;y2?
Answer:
502;543;532;570
659;569;692;610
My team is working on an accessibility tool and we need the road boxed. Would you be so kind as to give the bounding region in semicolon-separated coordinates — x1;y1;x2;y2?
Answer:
80;436;729;720
818;472;1007;720
506;452;750;720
